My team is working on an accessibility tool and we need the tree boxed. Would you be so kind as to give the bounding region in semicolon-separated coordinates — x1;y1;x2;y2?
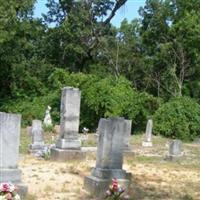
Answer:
0;0;49;101
43;0;127;72
138;0;200;99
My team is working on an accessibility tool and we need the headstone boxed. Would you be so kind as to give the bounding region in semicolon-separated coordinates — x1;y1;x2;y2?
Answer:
0;112;27;197
29;120;45;154
43;105;52;127
166;139;183;161
51;87;85;161
84;117;131;198
142;119;153;147
123;120;132;151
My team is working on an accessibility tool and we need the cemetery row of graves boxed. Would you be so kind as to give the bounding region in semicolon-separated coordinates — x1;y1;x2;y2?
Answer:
1;87;200;200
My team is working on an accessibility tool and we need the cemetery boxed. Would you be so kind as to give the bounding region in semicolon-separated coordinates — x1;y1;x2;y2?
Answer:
1;1;200;200
1;86;200;200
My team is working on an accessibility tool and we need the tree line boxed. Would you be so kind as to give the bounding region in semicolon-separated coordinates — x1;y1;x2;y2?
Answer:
1;0;200;141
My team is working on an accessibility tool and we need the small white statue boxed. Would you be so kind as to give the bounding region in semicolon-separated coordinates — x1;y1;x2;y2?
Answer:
82;127;89;134
43;106;52;127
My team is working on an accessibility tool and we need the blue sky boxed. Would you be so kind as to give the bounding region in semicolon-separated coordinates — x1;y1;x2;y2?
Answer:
34;0;146;27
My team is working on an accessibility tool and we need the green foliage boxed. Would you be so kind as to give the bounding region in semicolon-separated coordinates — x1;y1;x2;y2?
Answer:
3;0;200;142
153;97;200;141
1;91;59;126
128;91;162;131
2;67;161;132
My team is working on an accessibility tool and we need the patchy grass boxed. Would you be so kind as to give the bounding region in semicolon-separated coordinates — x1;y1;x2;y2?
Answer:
81;134;97;147
19;131;200;200
20;128;32;154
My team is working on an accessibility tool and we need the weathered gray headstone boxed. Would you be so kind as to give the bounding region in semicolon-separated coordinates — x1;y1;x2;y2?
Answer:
123;120;132;151
51;87;85;161
84;117;131;198
166;139;183;161
29;120;45;153
142;119;153;147
0;112;27;196
43;105;52;127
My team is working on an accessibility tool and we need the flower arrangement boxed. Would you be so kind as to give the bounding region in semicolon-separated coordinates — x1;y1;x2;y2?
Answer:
105;178;125;200
0;183;20;200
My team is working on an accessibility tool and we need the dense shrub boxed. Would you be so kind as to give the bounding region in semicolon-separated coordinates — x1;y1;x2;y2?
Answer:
1;69;161;132
153;97;200;141
127;92;162;131
1;91;60;126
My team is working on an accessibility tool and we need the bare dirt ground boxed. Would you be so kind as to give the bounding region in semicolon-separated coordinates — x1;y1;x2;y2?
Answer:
19;133;200;200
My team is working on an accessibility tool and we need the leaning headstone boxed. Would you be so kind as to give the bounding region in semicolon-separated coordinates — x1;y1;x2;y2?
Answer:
166;139;183;161
123;120;132;151
29;120;45;154
84;117;131;198
0;112;28;197
43;105;52;128
142;119;153;147
51;87;85;161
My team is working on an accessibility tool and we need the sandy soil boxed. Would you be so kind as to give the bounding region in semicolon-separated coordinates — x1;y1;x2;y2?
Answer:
19;144;200;200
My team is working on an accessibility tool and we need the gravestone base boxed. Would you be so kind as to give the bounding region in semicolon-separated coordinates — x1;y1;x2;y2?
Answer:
123;145;135;156
0;168;22;183
28;143;46;154
92;168;131;179
165;153;183;161
50;148;86;161
123;149;135;157
56;138;81;149
123;145;133;152
142;141;153;147
16;183;28;199
84;176;130;198
0;169;28;198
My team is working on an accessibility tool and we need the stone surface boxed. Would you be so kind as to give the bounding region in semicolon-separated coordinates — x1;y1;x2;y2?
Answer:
43;105;52;127
0;112;28;196
166;139;183;161
84;117;131;198
0;112;21;169
29;120;45;153
84;176;130;198
56;87;81;149
123;120;132;151
142;119;153;147
51;87;84;161
51;148;86;161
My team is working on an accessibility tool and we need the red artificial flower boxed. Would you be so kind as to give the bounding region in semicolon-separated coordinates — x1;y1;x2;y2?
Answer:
111;178;119;192
5;192;13;200
2;183;9;192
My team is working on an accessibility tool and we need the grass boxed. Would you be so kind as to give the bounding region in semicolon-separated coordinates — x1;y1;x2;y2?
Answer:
19;129;200;200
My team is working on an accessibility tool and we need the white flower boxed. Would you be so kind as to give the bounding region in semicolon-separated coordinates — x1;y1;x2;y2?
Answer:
8;183;15;192
0;196;7;200
14;194;21;200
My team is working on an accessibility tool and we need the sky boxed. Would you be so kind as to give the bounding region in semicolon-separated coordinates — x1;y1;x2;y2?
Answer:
34;0;146;27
